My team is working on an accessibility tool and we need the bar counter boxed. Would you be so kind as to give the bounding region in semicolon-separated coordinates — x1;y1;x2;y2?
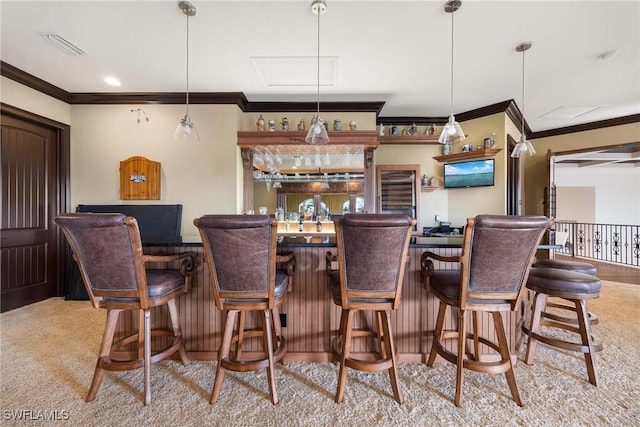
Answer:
128;235;527;363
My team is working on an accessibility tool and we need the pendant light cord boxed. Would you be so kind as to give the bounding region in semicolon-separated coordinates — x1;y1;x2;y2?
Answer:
186;13;190;116
521;47;526;137
315;4;321;119
449;8;454;119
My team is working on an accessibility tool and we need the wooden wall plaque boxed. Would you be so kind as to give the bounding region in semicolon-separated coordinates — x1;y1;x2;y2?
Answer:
119;156;161;200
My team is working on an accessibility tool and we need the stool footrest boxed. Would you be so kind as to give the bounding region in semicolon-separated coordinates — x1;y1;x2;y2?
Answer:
522;324;603;354
544;301;599;326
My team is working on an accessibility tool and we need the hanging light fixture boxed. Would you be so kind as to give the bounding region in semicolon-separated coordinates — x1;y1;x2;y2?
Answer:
438;0;466;146
174;1;199;142
511;42;536;157
305;0;330;145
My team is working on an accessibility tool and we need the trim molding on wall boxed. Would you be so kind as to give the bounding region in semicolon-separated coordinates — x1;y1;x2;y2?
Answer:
3;61;636;138
529;114;640;139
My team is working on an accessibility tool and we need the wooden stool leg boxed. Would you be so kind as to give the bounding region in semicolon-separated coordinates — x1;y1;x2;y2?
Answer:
524;292;547;365
263;309;278;405
86;309;120;402
493;311;523;407
381;310;403;404
471;311;480;361
211;310;237;404
167;299;190;366
335;309;355;403
575;299;599;386
454;309;467;407
143;309;151;405
235;311;246;360
427;301;447;367
376;311;387;359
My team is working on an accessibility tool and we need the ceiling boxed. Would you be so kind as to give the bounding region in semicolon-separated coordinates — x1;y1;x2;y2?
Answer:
553;142;640;168
1;0;639;136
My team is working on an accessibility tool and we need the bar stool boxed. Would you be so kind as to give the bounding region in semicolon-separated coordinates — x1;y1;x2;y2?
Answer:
523;267;603;386
194;215;292;405
328;214;415;404
530;258;599;327
533;258;597;275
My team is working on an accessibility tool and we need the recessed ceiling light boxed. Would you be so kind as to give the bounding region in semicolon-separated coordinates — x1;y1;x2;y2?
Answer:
104;76;121;87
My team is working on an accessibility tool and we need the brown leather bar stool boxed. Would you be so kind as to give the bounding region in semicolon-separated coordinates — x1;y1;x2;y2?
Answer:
533;258;597;275
328;214;415;404
422;214;551;407
194;215;291;405
523;267;603;386
55;213;197;405
531;258;599;328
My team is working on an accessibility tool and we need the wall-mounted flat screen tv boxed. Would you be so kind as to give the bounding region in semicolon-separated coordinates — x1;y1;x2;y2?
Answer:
443;158;495;189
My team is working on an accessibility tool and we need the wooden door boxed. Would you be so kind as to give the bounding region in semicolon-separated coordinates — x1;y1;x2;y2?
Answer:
1;108;68;312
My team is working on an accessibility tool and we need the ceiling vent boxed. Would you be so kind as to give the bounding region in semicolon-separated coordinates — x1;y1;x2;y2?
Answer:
43;34;87;56
539;105;600;119
251;56;337;87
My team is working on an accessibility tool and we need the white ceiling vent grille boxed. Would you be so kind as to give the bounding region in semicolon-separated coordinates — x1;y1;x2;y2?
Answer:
539;105;600;119
43;34;87;56
251;56;337;87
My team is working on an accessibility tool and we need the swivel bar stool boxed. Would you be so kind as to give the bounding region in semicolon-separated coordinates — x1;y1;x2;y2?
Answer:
523;265;603;386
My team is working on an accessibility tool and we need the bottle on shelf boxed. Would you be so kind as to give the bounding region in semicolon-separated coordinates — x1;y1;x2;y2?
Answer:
316;218;323;232
298;217;304;232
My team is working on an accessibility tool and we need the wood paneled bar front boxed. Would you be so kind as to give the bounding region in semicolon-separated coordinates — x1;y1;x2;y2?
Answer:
115;238;527;364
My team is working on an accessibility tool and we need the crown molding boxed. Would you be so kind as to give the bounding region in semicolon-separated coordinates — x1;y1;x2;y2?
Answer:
1;61;70;103
530;114;640;139
2;61;635;137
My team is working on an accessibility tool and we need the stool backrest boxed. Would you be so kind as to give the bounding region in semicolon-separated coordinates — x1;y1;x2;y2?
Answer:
461;214;551;309
54;213;149;308
194;215;277;309
334;214;415;309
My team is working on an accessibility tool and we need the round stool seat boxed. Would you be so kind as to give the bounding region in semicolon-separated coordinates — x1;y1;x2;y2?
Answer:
524;267;603;386
532;258;597;276
527;267;601;298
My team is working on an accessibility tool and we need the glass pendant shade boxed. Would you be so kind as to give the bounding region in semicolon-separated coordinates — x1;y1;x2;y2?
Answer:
511;134;536;158
174;114;199;142
306;0;329;145
440;1;464;147
305;118;330;145
511;41;534;158
174;1;199;142
438;114;466;144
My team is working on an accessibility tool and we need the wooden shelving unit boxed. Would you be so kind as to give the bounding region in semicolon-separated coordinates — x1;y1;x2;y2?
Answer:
378;134;440;145
420;185;438;192
433;148;502;163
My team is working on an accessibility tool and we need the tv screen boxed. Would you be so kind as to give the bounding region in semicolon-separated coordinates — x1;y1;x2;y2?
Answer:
443;159;495;188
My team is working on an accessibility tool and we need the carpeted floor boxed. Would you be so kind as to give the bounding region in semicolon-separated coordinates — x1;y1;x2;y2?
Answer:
1;281;638;426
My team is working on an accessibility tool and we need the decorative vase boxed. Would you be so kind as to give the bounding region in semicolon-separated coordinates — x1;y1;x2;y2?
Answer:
442;144;451;155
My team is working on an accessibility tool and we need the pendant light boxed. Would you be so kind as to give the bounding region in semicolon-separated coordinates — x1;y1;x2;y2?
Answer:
438;0;466;145
511;42;536;157
305;0;330;145
174;1;199;142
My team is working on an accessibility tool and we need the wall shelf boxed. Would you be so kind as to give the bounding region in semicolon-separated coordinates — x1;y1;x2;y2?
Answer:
420;186;438;192
433;148;502;163
378;134;440;145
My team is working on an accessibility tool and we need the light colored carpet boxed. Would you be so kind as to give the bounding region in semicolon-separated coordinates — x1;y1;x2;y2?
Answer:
1;281;639;426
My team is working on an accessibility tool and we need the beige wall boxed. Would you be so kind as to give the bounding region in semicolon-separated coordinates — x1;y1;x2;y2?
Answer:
1;76;71;124
6;76;636;235
376;113;508;230
525;122;640;216
69;104;241;242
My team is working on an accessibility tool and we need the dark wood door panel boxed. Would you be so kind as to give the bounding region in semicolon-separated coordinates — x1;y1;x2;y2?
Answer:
1;114;59;312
